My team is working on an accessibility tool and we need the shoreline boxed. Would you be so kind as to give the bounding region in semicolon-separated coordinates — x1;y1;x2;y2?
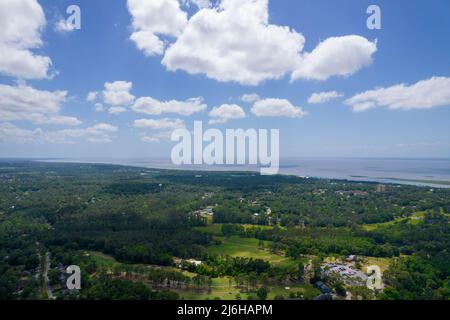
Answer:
23;158;450;189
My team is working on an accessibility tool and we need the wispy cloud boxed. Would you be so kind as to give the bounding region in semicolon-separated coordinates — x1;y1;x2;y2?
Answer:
0;122;118;144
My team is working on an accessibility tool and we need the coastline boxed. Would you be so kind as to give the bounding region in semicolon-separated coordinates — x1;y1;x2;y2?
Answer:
24;157;450;189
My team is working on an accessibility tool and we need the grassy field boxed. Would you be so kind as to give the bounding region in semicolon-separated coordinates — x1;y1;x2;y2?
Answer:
361;257;393;273
84;251;117;267
84;240;303;300
177;277;241;300
362;212;426;231
267;284;320;300
177;277;320;300
208;236;297;269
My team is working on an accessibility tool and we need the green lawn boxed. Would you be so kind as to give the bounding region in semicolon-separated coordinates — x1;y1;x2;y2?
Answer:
83;251;117;267
208;236;297;269
361;256;393;273
83;246;312;300
241;224;276;231
177;277;242;300
267;284;320;300
177;277;319;300
362;212;426;231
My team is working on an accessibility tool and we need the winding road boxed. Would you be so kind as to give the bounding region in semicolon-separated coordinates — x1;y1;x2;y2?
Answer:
43;252;55;300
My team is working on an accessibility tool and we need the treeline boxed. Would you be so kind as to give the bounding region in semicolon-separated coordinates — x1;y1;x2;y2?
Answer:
45;212;211;266
80;276;179;300
188;255;272;278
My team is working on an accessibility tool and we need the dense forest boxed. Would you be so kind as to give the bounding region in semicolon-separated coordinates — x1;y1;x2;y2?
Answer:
0;160;449;300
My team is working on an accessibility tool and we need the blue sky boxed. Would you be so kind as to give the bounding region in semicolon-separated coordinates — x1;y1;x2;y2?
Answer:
1;0;450;159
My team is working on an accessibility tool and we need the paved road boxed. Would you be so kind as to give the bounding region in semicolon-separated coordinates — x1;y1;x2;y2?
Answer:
43;252;55;300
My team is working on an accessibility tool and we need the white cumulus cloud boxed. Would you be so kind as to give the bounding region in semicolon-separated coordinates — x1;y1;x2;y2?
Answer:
162;0;305;85
86;91;99;102
127;0;376;86
135;117;185;142
241;93;260;103
127;0;188;56
134;118;185;130
345;77;450;112
132;96;206;116
209;104;246;124
0;0;53;79
292;36;377;81
44;123;118;144
308;91;343;104
102;81;135;106
54;18;75;34
0;82;81;126
0;122;43;143
251;98;306;118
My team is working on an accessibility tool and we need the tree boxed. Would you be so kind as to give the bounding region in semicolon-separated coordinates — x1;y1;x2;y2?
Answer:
334;281;347;297
257;287;269;300
297;262;305;283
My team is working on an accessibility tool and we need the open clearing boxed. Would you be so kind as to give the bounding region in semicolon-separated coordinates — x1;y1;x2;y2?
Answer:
177;277;319;300
84;251;117;266
362;212;426;231
208;236;297;269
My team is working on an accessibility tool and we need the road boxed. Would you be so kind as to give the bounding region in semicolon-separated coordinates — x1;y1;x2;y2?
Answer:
43;252;55;300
